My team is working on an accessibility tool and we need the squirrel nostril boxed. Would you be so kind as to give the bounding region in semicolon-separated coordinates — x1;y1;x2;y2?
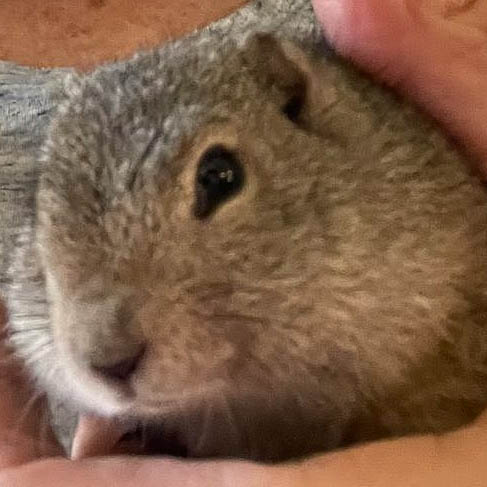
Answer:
92;346;145;382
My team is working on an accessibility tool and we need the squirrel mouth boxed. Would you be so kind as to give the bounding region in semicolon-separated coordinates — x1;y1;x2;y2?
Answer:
71;414;189;459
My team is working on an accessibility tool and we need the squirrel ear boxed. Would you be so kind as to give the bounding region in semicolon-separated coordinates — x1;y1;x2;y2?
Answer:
242;33;313;101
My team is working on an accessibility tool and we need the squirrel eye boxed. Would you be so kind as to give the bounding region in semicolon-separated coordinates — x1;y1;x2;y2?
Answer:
282;93;305;123
193;145;244;219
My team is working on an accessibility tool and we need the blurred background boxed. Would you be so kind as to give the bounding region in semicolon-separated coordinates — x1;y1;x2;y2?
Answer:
0;0;247;70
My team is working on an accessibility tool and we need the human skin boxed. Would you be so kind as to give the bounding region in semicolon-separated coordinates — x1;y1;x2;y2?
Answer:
2;0;487;485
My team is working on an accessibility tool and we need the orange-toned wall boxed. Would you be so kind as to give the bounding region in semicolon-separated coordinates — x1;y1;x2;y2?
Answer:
0;0;247;70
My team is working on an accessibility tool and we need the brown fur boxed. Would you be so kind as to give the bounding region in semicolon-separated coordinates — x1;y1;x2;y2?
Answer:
6;28;487;461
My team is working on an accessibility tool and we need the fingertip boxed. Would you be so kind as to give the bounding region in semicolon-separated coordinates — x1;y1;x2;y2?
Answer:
311;0;347;45
311;0;415;72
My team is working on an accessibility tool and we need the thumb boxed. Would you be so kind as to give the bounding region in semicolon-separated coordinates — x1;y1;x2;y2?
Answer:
311;0;484;75
311;0;418;78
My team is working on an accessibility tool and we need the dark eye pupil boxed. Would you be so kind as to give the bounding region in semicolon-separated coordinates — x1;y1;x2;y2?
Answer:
198;167;234;188
194;146;244;219
282;94;304;123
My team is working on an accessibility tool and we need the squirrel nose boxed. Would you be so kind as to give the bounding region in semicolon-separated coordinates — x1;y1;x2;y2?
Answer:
92;346;146;382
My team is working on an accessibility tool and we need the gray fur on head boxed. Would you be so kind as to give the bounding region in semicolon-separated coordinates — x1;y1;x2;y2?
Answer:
4;0;487;462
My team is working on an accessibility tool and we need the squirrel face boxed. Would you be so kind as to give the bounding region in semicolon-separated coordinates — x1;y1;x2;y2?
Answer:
23;34;487;459
36;35;346;412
